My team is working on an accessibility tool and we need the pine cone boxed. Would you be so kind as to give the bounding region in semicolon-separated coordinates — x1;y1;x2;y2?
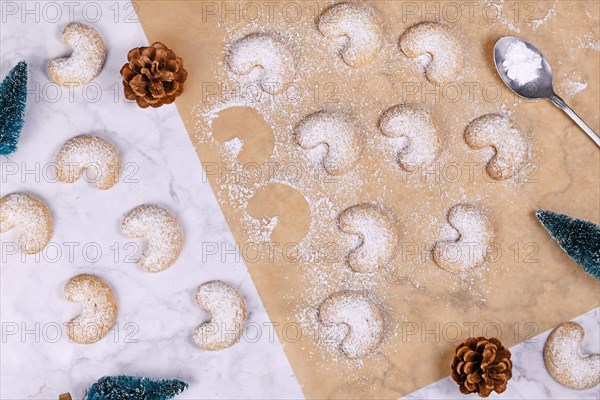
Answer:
120;42;188;108
451;337;512;397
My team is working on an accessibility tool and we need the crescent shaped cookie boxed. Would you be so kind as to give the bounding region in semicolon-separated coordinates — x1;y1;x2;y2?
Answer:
544;322;600;390
433;204;494;273
0;193;52;254
48;22;106;86
226;33;296;95
193;280;247;351
318;2;384;67
465;114;529;180
338;203;398;273
318;291;384;359
64;274;117;344
55;135;121;190
399;22;463;84
121;204;184;273
379;104;441;171
294;110;364;175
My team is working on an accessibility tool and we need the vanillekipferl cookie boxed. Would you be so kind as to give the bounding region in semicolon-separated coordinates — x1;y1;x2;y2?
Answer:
544;322;600;390
465;114;529;180
0;193;53;254
338;203;398;273
318;290;384;359
121;204;184;273
193;280;247;351
48;22;106;86
225;32;296;95
64;274;117;344
55;135;121;190
379;104;441;172
432;204;495;274
399;22;463;84
294;110;364;176
317;2;384;67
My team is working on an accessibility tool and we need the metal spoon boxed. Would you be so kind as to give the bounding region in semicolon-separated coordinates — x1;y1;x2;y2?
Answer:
494;36;600;147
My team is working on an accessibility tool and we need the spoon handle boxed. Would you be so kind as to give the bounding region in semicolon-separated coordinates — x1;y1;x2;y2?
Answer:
549;94;600;147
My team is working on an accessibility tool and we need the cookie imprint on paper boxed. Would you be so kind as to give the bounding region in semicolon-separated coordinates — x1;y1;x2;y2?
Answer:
194;280;247;351
318;2;384;67
399;22;463;84
432;204;494;273
48;22;106;86
247;183;311;244
226;32;296;94
318;290;384;359
121;204;184;273
544;322;600;390
64;274;117;344
0;193;52;254
379;104;441;171
465;114;529;180
294;110;364;176
55;135;121;190
338;203;398;273
212;106;274;165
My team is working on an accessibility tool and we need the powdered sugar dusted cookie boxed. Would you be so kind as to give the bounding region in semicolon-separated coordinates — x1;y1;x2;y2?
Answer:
318;290;384;359
0;193;52;254
193;280;247;351
55;135;120;190
433;204;494;273
465;114;529;180
338;203;398;273
294;110;363;175
226;33;295;95
379;104;441;171
64;274;117;344
399;22;463;84
544;322;600;390
121;204;184;273
318;2;384;67
48;23;106;86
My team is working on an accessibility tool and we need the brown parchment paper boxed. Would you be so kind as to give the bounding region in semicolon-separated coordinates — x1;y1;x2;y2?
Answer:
134;1;600;398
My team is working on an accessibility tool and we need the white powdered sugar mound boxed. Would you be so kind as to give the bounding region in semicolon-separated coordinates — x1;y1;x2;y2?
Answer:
502;41;543;86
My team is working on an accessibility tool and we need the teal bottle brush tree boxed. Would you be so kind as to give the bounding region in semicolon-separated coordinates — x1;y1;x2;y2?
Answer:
536;209;600;281
0;61;28;155
60;375;188;400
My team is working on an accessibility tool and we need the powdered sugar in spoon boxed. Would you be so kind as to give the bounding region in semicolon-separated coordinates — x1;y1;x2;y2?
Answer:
494;36;599;147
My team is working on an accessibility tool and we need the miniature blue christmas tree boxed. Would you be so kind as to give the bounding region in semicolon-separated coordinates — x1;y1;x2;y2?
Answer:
536;209;600;280
86;376;188;400
0;61;28;155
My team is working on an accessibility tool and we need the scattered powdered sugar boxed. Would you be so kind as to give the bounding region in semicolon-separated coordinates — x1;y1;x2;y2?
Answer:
502;41;543;86
562;80;588;98
223;137;244;158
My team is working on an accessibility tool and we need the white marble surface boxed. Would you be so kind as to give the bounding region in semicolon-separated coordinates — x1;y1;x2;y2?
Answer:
0;1;598;399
